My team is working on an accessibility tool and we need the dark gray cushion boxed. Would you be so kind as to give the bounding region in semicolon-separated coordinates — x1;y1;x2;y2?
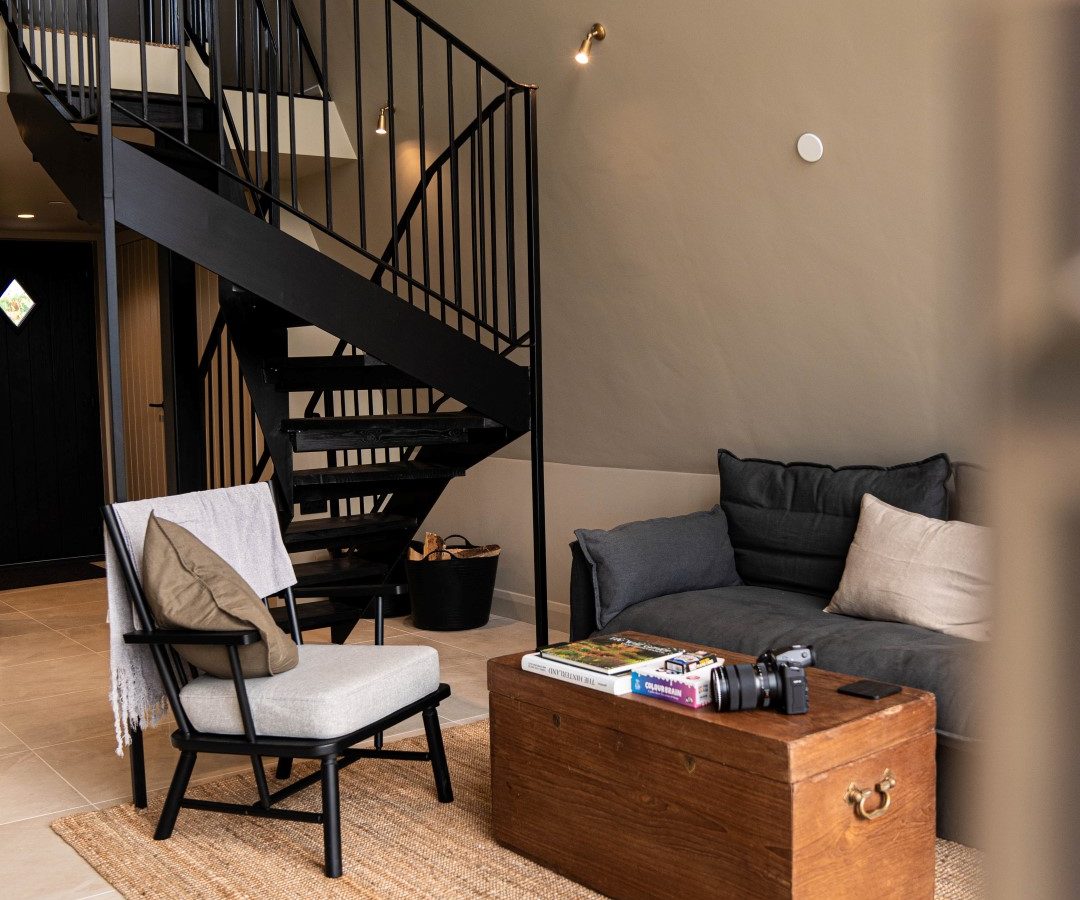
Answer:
597;585;980;741
575;505;741;629
718;449;951;597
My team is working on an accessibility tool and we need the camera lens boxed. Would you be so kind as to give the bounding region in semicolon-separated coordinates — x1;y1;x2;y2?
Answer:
714;662;782;711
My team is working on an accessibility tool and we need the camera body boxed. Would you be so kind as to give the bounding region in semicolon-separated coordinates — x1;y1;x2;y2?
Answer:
711;644;816;715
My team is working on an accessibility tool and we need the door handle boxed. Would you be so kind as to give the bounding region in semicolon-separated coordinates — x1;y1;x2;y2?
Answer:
148;401;165;409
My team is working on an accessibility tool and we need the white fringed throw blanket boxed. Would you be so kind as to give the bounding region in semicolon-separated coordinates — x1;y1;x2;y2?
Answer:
105;483;296;755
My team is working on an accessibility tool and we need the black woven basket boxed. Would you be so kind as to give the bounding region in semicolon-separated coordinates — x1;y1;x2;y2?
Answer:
405;535;499;631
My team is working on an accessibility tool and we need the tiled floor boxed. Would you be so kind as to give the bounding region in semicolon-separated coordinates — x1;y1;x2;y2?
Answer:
0;578;565;900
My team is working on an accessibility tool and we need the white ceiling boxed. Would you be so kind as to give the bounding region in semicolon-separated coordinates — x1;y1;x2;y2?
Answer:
0;95;94;233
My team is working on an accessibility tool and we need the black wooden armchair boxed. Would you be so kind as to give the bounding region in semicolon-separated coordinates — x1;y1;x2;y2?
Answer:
103;503;453;878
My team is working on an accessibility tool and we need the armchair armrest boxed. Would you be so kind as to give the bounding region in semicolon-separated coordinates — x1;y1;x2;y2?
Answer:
123;629;262;646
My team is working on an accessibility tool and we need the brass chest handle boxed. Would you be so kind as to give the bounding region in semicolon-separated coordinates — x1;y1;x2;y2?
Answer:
846;769;896;820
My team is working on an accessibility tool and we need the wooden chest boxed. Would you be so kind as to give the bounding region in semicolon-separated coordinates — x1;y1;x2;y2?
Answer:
488;633;937;899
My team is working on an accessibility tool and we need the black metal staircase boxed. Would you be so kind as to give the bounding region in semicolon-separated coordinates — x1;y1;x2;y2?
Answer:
1;0;548;645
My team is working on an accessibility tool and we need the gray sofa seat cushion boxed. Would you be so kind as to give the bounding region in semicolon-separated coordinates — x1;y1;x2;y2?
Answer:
180;643;440;739
718;450;951;598
597;585;979;742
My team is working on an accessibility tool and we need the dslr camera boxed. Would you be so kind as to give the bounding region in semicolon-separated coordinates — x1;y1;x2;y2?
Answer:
711;645;816;715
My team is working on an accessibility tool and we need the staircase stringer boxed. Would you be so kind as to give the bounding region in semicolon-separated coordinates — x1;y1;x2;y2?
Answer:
108;138;531;432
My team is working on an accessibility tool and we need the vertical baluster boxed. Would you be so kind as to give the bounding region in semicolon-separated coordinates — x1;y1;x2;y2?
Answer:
488;112;499;351
50;0;58;86
475;64;488;342
239;0;249;168
447;41;462;327
227;333;236;485
211;0;225;165
267;0;281;226
415;21;430;313
249;382;258;481
286;3;298;207
216;336;225;487
62;0;72;107
205;365;213;488
504;86;517;339
75;0;85;117
239;372;247;484
469;133;479;339
137;0;148;118
177;0;188;143
252;7;262;196
436;168;446;322
320;0;332;229
354;0;367;247
384;0;398;293
28;0;36;73
86;0;96;115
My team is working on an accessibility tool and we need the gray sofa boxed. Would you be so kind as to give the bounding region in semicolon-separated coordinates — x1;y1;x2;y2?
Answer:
567;458;984;846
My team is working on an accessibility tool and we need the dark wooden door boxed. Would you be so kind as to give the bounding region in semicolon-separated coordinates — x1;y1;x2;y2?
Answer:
0;240;105;565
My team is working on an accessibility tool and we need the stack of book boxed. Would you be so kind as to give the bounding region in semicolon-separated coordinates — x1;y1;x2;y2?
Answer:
521;634;723;708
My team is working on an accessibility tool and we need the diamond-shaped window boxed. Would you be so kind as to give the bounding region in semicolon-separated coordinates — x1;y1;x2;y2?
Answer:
0;279;35;328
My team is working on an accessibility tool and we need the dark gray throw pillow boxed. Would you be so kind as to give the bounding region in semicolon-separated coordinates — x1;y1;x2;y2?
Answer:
575;505;741;629
718;449;951;599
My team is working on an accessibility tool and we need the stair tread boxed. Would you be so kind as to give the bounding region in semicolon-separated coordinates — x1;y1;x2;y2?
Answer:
283;512;416;548
292;557;387;585
294;461;465;485
284;412;495;431
270;599;364;630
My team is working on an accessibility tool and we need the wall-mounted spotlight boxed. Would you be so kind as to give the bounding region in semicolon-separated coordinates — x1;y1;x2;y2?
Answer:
375;106;391;135
575;23;606;65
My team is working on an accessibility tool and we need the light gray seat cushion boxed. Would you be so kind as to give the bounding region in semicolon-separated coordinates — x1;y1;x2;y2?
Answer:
597;585;981;742
180;643;441;739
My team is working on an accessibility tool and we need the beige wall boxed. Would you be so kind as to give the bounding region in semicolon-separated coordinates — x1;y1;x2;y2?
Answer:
292;1;997;609
378;0;995;473
409;1;996;602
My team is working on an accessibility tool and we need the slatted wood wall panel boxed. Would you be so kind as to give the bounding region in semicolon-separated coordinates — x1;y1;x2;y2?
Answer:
117;236;167;500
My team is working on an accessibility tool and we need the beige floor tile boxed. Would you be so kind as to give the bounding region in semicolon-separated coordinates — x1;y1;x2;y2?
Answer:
0;751;89;824
0;653;110;706
383;632;485;666
0;611;47;640
405;617;546;658
440;661;492;713
0;689;116;749
0;806;116;900
1;580;106;613
34;728;248;808
0;722;27;758
57;623;111;653
23;599;109;631
0;629;95;668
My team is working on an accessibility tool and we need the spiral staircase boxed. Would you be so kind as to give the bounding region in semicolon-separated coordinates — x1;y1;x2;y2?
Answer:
0;0;548;646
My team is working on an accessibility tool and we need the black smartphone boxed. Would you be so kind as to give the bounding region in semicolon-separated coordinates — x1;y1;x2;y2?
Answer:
837;679;901;701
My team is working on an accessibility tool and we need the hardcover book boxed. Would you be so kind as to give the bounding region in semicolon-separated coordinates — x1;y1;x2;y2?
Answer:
539;634;680;674
521;653;634;695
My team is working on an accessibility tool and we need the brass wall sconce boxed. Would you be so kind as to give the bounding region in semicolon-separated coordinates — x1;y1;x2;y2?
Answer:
375;105;391;135
575;23;606;65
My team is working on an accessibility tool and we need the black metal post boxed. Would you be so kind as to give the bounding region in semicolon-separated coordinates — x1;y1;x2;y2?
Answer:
95;0;127;504
524;88;547;649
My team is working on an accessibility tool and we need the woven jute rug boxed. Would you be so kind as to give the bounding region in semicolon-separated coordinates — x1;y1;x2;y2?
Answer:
52;721;983;898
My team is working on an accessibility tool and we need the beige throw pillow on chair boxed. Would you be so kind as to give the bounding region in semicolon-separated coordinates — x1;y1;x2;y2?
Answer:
142;513;299;677
825;494;991;641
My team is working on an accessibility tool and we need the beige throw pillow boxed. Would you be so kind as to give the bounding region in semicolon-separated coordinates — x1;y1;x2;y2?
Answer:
142;513;299;677
825;494;991;641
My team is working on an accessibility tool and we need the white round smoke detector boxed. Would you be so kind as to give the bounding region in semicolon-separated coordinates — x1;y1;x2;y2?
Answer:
796;133;824;163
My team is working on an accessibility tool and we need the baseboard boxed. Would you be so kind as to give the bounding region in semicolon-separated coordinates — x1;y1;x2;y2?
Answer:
491;588;571;637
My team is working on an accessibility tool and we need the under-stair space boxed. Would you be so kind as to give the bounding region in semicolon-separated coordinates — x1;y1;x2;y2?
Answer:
1;0;548;646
